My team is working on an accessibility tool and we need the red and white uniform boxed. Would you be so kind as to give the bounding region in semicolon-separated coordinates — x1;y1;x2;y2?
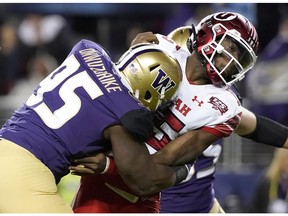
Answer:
147;34;241;152
72;35;242;213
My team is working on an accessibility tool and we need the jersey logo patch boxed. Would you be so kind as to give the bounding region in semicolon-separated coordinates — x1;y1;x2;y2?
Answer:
192;96;204;106
208;96;228;115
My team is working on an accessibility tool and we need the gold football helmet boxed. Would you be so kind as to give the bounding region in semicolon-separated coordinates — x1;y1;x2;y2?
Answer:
115;43;182;111
167;26;192;52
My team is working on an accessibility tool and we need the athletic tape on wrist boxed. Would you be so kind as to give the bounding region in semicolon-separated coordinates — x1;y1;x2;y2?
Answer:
100;156;110;174
100;156;117;175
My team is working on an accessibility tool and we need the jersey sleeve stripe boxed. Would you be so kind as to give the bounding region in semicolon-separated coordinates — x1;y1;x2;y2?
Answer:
201;112;242;138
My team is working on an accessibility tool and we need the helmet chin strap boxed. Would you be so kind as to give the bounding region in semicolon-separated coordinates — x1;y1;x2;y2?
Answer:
189;24;226;87
156;86;166;109
205;64;222;87
187;24;198;53
160;86;166;100
134;89;140;99
188;24;209;69
191;28;213;85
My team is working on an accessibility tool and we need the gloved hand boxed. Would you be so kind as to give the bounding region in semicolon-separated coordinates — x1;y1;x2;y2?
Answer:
177;163;195;184
153;99;175;122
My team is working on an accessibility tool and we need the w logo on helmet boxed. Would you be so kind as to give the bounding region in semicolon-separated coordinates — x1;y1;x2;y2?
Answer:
152;69;176;94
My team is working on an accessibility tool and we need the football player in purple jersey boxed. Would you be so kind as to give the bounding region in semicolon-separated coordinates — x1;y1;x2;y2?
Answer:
70;12;288;213
0;39;184;212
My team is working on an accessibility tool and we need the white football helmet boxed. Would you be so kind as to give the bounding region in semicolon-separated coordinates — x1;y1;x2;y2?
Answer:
115;43;182;111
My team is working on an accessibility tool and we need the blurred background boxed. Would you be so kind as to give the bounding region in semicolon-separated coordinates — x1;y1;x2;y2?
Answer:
0;2;288;212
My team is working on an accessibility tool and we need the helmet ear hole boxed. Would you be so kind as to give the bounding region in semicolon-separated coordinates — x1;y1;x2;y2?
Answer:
144;90;152;100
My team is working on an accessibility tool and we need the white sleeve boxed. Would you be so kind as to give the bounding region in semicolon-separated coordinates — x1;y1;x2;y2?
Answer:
155;33;179;52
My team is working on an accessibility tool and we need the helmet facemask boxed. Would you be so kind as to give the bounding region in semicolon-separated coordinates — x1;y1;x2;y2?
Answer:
200;23;257;87
186;12;259;88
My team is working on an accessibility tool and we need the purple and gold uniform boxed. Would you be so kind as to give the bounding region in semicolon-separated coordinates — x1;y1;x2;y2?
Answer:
0;39;152;212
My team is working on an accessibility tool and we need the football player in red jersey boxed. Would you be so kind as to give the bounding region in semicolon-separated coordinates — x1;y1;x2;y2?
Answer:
71;12;282;213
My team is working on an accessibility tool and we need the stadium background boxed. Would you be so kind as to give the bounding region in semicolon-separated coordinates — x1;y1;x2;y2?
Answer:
0;3;286;212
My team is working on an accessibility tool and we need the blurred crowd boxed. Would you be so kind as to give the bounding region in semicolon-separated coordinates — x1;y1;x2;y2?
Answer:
0;3;260;98
0;13;75;97
0;3;282;102
0;3;279;99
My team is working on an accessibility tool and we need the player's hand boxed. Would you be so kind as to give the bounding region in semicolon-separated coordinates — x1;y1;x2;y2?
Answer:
153;100;175;122
69;152;107;176
130;32;159;46
178;163;195;184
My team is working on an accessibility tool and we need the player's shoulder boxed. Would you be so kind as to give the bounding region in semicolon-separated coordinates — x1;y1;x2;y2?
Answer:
155;34;188;54
200;85;242;116
155;33;189;70
204;85;241;103
69;39;112;60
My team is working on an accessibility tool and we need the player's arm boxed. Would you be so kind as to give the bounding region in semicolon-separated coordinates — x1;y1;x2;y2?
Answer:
151;108;240;166
104;124;188;196
152;129;219;166
70;127;224;176
69;152;109;175
130;32;159;46
235;107;288;148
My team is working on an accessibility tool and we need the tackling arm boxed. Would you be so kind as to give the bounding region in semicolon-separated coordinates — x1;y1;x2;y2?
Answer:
130;32;159;46
104;125;187;196
152;129;218;166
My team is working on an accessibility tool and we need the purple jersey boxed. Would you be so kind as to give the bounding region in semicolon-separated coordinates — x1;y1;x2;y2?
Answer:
0;39;149;183
160;140;223;213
